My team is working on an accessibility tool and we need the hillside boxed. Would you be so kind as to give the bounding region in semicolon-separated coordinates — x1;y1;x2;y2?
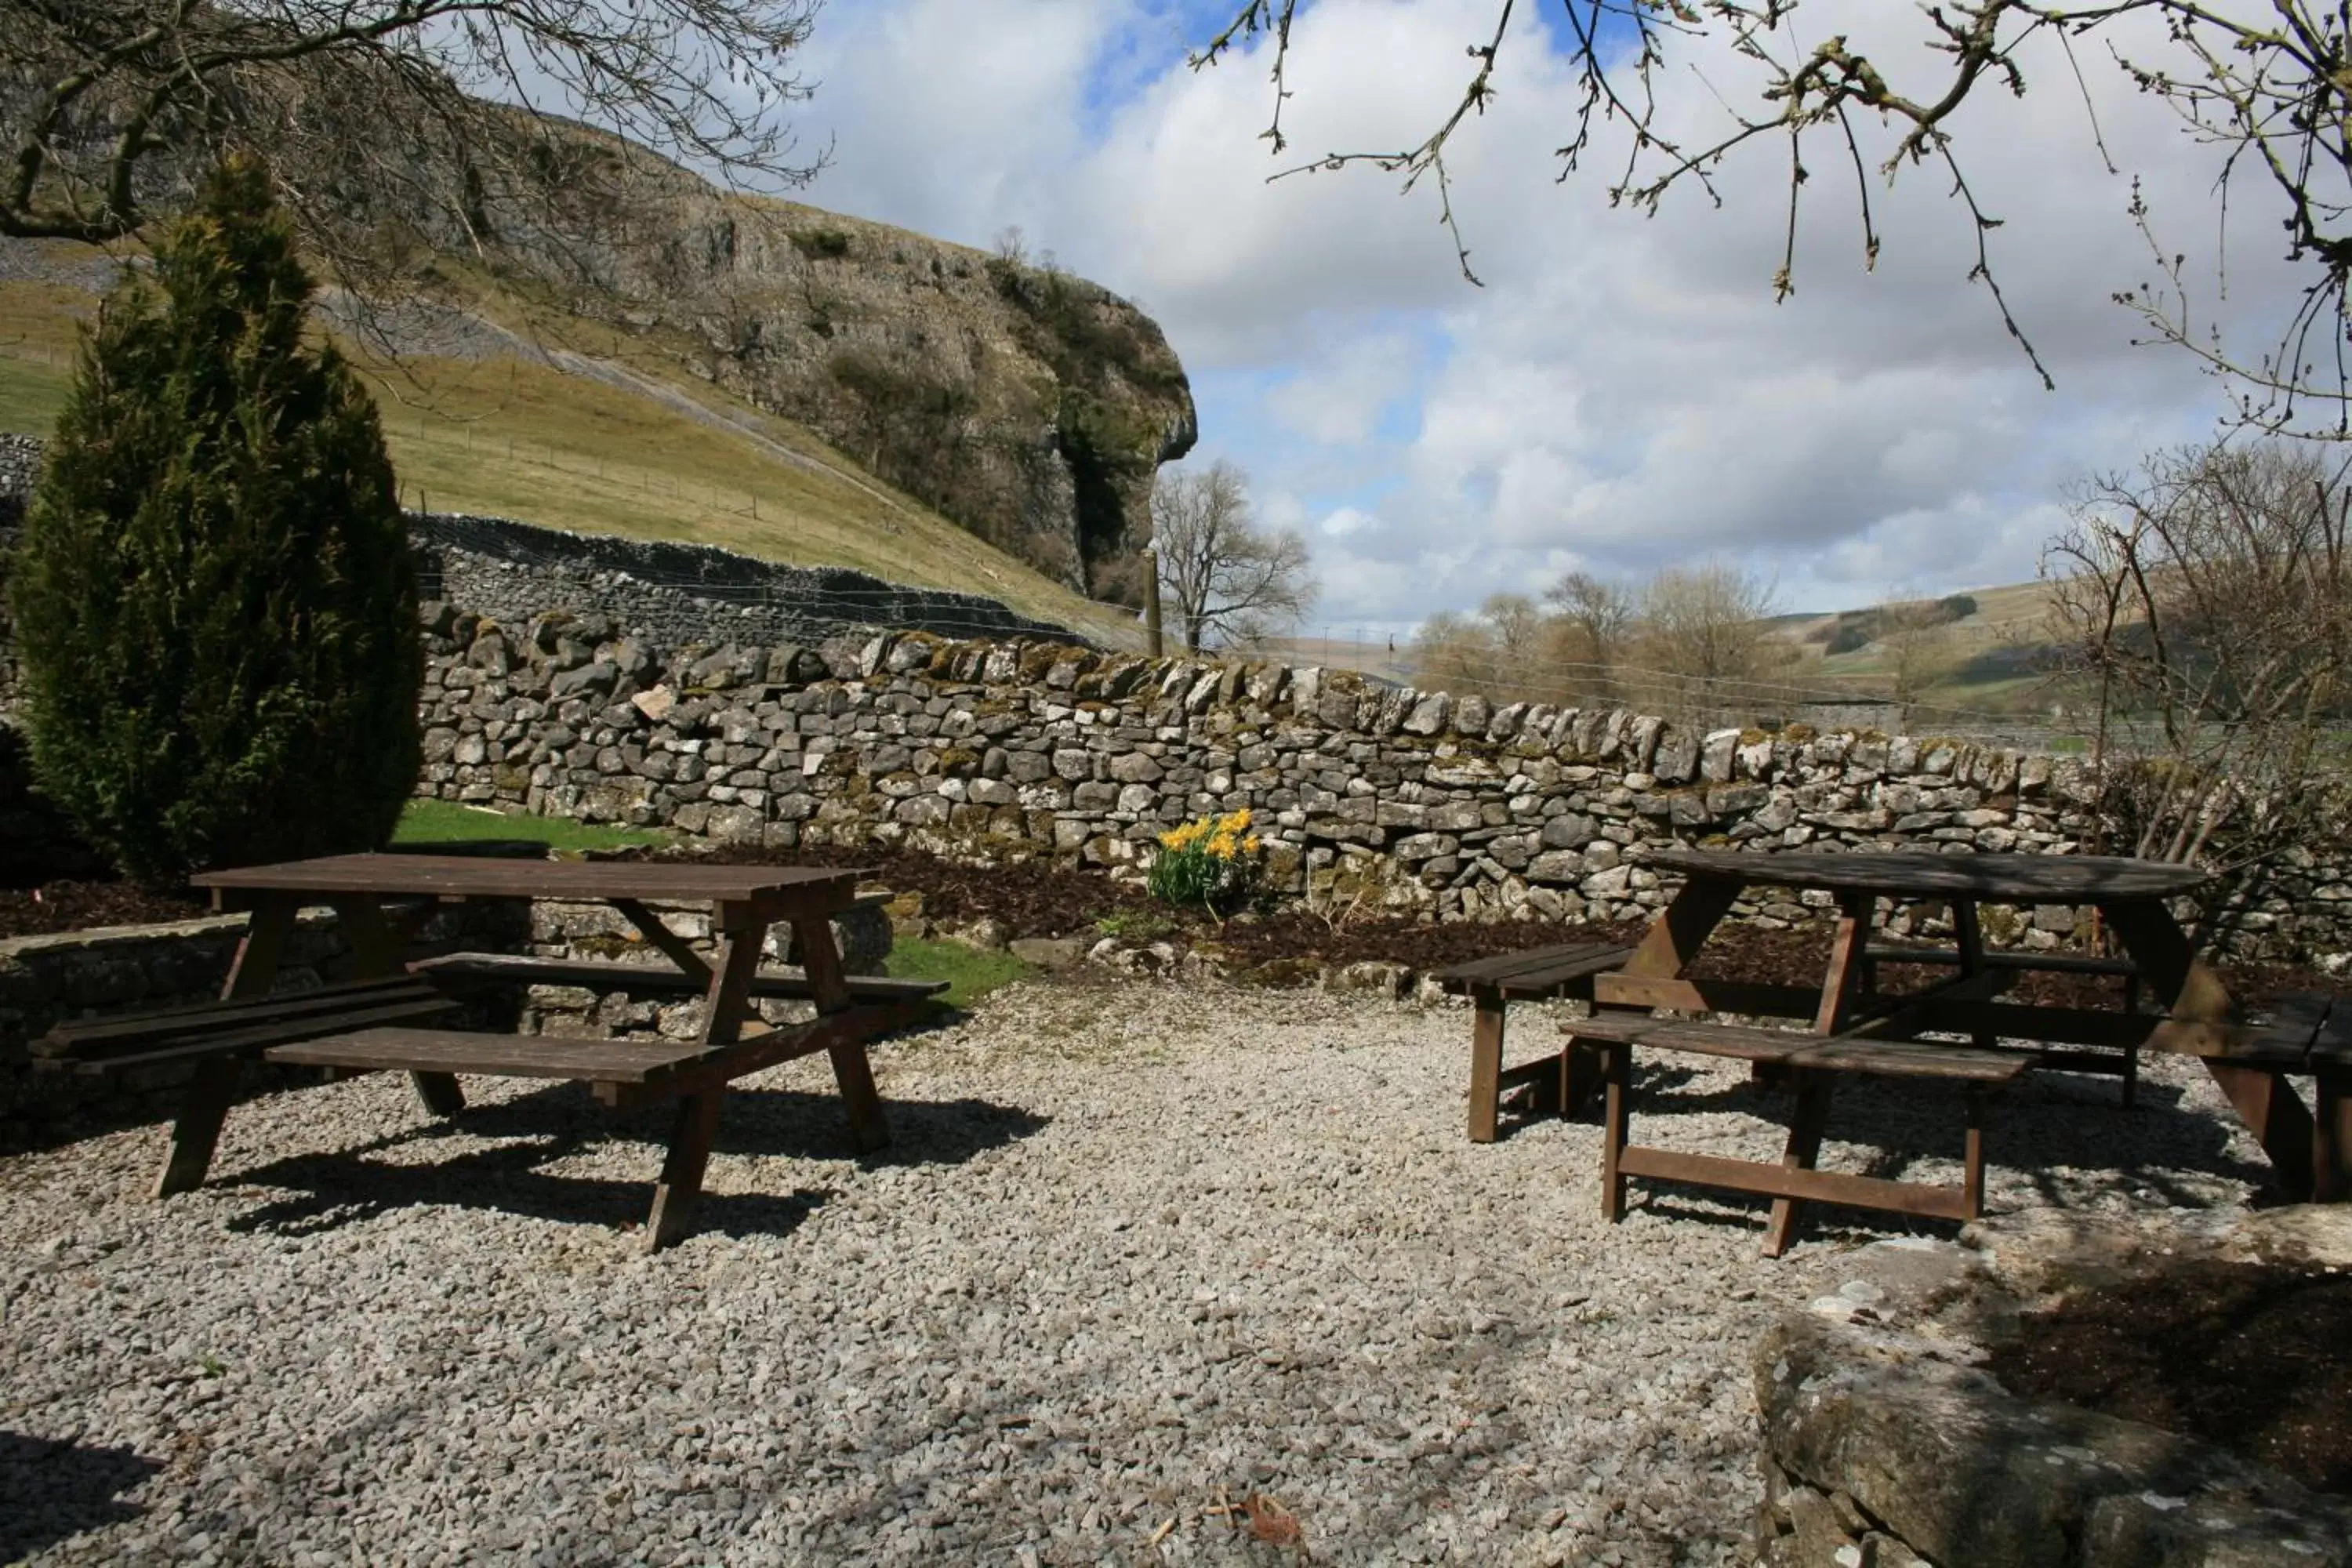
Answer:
1767;580;2068;715
0;240;1149;648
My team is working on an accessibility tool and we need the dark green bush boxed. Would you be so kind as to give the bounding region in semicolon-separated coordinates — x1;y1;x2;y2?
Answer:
1824;623;1873;655
1937;593;1980;620
9;157;421;885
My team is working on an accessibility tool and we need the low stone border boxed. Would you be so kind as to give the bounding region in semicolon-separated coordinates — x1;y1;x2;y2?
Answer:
1753;1207;2352;1566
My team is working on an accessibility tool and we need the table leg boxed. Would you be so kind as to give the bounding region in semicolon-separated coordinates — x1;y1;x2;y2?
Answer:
1600;1043;1632;1222
1763;1074;1835;1258
793;912;890;1154
330;894;463;1118
2316;1068;2350;1203
154;1056;241;1198
645;1087;727;1251
1963;1087;1989;1218
149;894;298;1198
1468;990;1505;1143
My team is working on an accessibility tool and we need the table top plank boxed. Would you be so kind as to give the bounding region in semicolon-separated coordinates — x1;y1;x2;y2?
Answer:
1645;848;2207;902
1437;942;1632;991
192;852;866;906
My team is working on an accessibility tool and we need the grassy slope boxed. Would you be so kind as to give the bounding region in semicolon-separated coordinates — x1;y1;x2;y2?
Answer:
0;269;1142;649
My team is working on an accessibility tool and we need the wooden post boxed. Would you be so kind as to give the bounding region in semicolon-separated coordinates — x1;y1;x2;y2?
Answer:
1142;543;1163;659
1468;989;1504;1143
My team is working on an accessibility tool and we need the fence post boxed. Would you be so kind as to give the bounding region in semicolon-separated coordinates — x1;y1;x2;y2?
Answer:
1142;543;1163;659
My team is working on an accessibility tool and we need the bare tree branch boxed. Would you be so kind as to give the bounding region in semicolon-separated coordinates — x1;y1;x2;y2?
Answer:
1151;459;1316;652
1192;2;2352;428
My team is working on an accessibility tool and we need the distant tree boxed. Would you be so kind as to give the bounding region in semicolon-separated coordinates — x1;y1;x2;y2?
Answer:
1874;593;1963;722
1151;460;1316;652
9;157;422;885
1192;2;2352;434
0;0;822;299
1543;569;1636;705
1631;560;1783;723
2045;441;2352;882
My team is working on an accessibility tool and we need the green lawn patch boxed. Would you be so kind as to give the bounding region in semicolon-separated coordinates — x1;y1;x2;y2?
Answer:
884;938;1035;1011
394;797;669;853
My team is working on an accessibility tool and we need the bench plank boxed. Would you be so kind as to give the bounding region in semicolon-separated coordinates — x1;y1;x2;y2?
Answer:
33;976;453;1058
268;1028;706;1083
1563;1014;2027;1081
1865;945;2138;978
1437;942;1631;993
1613;1145;1977;1221
409;953;947;1004
64;994;463;1075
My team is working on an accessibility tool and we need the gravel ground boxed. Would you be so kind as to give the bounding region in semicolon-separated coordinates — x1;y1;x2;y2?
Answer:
0;980;2272;1566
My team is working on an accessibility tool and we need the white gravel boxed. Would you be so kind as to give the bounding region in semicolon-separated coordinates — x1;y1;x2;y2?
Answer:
0;979;2270;1566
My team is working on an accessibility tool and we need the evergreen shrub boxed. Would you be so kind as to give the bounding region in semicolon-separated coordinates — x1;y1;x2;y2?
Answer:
9;157;421;885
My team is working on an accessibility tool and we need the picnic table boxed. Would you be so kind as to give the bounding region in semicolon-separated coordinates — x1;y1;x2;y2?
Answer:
1570;848;2340;1254
156;852;942;1249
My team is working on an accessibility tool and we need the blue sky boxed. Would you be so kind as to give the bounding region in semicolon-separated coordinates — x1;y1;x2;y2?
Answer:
763;0;2288;636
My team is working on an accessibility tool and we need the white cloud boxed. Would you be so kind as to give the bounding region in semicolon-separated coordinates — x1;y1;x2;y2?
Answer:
785;0;2314;622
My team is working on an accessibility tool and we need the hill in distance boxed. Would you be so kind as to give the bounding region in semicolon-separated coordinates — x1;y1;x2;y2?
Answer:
0;234;1151;649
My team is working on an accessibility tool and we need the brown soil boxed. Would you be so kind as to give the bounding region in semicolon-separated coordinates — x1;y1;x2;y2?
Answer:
1987;1259;2352;1494
4;840;2339;1014
0;880;211;938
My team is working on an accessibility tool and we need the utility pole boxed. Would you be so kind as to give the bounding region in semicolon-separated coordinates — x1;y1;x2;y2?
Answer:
1142;543;1164;659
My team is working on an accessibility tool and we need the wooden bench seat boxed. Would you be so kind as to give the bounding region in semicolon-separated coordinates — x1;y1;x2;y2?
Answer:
2184;991;2352;1200
1434;942;1635;1142
1567;1003;2031;1256
408;952;946;1006
31;975;461;1076
1863;944;2139;978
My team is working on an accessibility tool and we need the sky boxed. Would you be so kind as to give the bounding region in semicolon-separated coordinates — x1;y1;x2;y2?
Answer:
754;0;2307;637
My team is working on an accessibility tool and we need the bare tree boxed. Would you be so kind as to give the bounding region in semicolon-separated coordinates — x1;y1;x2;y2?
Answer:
1631;560;1781;723
2;1;822;296
1191;2;2352;434
1874;593;1964;724
2045;441;2352;885
1151;459;1316;652
1410;591;1550;704
1544;568;1635;706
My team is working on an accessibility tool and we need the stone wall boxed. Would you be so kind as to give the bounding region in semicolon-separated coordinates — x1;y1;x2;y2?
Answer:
411;511;1086;651
0;434;1087;725
414;622;2352;967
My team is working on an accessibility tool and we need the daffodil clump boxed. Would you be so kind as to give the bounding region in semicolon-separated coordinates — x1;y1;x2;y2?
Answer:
1147;808;1265;914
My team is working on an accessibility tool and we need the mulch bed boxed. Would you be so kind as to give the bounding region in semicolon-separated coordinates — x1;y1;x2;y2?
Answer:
1987;1259;2352;1495
0;880;212;938
4;840;2339;1014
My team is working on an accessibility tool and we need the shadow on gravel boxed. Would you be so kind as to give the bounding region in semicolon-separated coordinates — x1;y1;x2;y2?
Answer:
222;1144;840;1243
0;1431;162;1560
213;1083;1047;1243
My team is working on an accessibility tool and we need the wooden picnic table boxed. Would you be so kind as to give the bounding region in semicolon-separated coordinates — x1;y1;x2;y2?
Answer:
1574;848;2338;1253
176;852;942;1249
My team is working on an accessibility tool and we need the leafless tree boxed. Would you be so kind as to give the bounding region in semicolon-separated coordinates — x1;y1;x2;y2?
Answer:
1410;590;1551;704
1874;593;1964;724
2;0;823;298
1192;2;2352;434
2045;441;2352;883
1151;459;1316;652
1544;568;1635;706
1631;559;1783;723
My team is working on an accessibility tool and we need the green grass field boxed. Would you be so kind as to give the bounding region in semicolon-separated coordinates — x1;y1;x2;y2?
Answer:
394;797;668;853
0;270;1141;648
883;938;1035;1010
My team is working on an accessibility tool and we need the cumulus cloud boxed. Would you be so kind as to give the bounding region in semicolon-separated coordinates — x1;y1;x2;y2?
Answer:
789;0;2313;626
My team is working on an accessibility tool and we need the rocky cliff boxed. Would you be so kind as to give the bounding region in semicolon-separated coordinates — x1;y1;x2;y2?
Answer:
0;101;1199;603
435;138;1198;601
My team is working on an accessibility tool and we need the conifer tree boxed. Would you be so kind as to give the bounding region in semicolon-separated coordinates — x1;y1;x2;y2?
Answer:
9;156;420;885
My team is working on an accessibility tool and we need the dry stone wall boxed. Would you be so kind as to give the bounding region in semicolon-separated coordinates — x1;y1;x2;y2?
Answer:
416;622;2352;967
